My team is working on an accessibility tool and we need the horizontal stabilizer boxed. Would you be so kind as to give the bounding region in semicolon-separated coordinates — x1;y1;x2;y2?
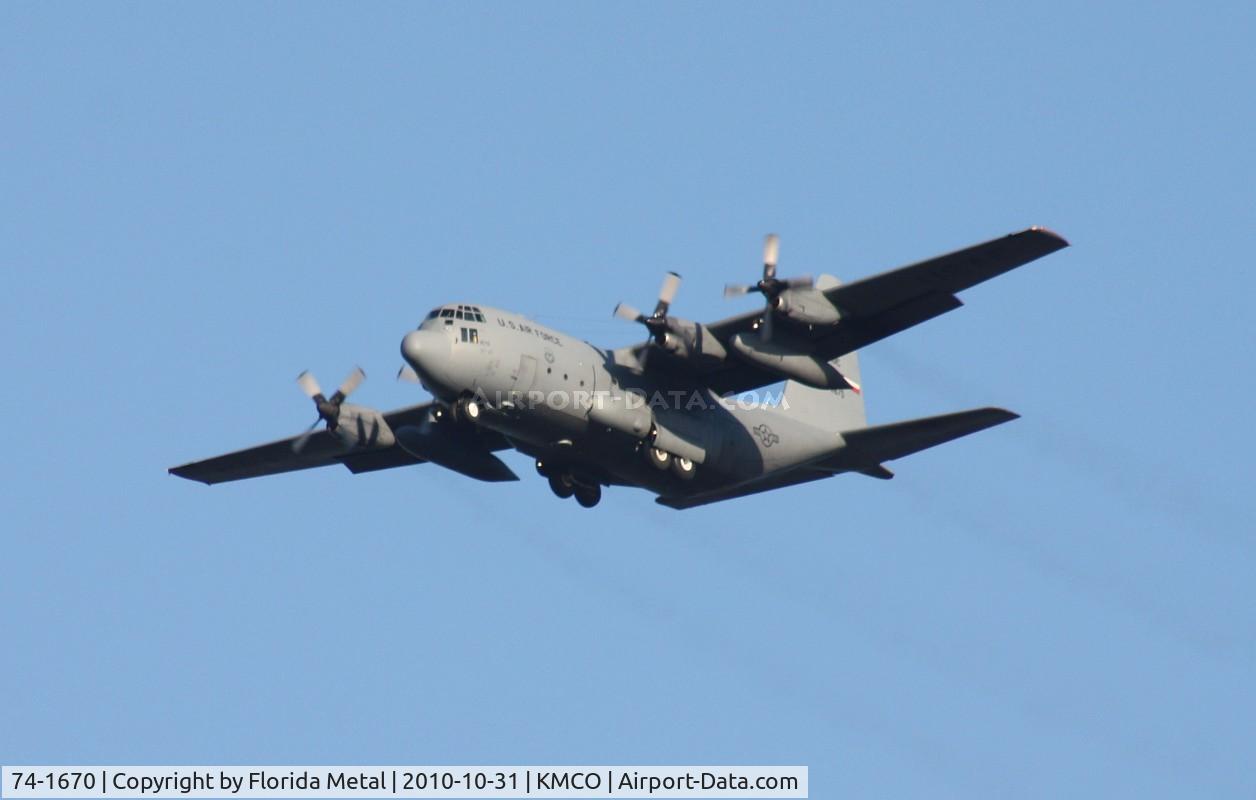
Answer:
855;464;895;480
656;467;836;510
827;407;1018;470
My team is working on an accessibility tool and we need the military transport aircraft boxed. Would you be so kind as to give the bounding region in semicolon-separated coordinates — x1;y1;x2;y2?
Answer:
170;228;1068;509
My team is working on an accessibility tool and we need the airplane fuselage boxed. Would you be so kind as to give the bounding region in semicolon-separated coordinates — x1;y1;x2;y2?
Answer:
402;303;843;502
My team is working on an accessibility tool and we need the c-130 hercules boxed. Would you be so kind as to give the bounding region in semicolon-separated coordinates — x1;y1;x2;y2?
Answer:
171;228;1068;509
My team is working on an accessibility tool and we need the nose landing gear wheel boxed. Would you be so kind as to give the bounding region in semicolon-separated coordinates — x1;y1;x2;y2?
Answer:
645;446;672;470
670;456;696;480
574;484;602;508
454;396;481;422
548;473;574;499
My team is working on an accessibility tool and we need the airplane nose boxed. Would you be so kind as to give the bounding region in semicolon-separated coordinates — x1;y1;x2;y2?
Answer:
401;330;449;378
401;330;425;363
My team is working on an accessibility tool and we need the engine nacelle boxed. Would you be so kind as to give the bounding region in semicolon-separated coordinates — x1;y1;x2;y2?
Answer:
730;332;860;392
334;403;396;449
656;320;727;368
772;287;842;326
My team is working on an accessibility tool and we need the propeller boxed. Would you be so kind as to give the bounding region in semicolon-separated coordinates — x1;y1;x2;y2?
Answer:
397;364;421;383
723;233;813;341
613;271;681;367
291;366;366;453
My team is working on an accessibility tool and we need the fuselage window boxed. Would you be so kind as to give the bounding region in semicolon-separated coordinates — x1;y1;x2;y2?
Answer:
440;308;455;318
469;328;479;344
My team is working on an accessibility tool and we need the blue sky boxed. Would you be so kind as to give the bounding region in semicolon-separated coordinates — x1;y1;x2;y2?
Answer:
3;3;1254;797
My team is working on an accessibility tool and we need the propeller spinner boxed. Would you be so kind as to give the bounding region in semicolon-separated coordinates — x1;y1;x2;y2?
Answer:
724;233;813;341
292;366;366;453
613;271;682;367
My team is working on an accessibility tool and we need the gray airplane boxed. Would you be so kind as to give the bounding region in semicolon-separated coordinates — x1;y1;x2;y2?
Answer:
170;228;1068;509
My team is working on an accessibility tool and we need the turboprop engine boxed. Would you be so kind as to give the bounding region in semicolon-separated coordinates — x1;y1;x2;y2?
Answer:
655;318;728;368
292;367;396;452
613;272;726;369
771;285;842;326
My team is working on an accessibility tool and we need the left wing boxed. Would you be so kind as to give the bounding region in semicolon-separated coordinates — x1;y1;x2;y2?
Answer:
692;227;1068;395
169;402;514;485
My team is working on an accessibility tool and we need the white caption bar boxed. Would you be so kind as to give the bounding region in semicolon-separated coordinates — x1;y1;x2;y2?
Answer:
2;767;807;799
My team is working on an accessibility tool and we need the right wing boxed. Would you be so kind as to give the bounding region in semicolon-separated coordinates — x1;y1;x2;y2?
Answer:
693;228;1068;396
168;402;513;485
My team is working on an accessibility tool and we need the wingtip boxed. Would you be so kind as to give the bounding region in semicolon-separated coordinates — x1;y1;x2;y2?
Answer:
168;465;213;485
1027;225;1070;248
987;407;1021;424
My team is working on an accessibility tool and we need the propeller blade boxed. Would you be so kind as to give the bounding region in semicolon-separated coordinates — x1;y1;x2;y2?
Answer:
291;418;321;453
614;302;644;323
336;366;365;399
657;271;682;309
763;233;780;279
784;274;814;289
761;308;774;343
724;283;754;298
397;364;421;383
296;371;322;399
651;272;682;317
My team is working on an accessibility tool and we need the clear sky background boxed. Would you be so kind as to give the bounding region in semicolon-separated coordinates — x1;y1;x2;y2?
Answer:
3;3;1254;797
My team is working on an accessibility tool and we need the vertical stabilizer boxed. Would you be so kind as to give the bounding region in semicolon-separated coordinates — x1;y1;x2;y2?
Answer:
780;348;866;433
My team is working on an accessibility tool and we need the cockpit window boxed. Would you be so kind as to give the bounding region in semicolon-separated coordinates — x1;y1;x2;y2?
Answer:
458;305;486;323
426;305;485;324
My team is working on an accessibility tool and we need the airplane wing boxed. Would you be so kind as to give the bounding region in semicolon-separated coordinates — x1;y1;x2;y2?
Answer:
696;227;1068;395
168;402;513;485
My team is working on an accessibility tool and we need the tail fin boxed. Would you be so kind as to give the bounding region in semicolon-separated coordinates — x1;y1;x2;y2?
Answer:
780;348;866;432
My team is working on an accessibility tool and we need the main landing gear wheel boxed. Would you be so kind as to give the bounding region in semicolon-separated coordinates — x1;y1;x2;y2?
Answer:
574;484;602;508
645;446;672;470
548;473;575;499
670;455;697;480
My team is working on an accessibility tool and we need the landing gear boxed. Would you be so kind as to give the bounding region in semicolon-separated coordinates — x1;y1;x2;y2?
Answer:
543;461;602;507
644;446;672;470
454;395;481;423
670;455;696;480
548;472;575;499
574;483;602;508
